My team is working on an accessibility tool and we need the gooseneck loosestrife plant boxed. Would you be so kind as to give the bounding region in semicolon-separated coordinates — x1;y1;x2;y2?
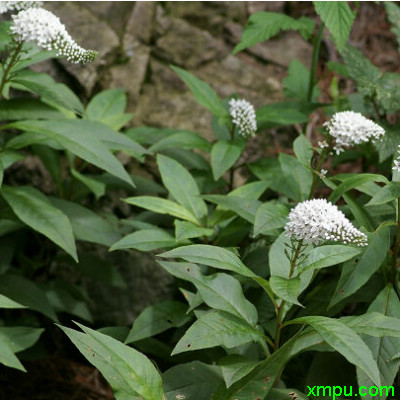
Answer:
2;2;400;400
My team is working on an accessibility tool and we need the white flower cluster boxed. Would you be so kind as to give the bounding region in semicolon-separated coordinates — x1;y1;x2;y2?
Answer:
0;1;42;14
323;111;384;154
285;199;367;246
10;8;98;64
393;145;400;173
229;98;257;138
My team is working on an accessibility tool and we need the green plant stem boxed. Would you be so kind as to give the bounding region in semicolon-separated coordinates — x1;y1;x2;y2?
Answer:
307;23;324;103
308;147;329;199
273;239;304;351
0;42;23;101
392;198;400;282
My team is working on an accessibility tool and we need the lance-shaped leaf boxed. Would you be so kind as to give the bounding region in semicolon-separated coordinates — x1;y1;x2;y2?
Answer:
125;196;199;225
210;139;245;181
7;120;134;187
170;66;227;118
172;311;263;355
270;276;302;306
126;301;190;343
356;286;400;400
159;244;255;278
157;154;207;220
288;316;381;386
60;323;165;400
2;185;77;262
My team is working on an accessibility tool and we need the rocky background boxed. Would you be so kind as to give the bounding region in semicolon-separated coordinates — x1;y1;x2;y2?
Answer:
4;2;399;326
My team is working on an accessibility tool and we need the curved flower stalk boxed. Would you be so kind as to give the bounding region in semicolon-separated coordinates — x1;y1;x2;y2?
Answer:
10;7;98;63
229;98;257;138
0;1;43;14
285;198;367;247
323;111;385;155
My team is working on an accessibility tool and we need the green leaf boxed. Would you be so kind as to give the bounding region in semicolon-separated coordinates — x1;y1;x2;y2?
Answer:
0;274;57;320
314;2;355;50
253;202;288;237
343;312;400;338
270;276;302;306
367;182;400;206
158;244;256;278
71;169;106;199
385;2;400;52
11;70;84;114
204;194;261;223
172;311;263;355
60;323;166;400
86;88;133;130
329;174;389;204
341;45;381;98
157;154;207;220
175;220;214;241
233;12;315;53
228;181;269;199
196;273;258;325
330;225;390;307
45;281;92;323
219;355;258;388
299;245;362;273
256;102;310;129
356;286;400;399
7;120;134;187
210;140;245;181
0;99;62;120
110;229;178;252
289;316;381;386
294;134;313;165
170;66;227;118
0;327;43;371
50;198;121;247
164;361;222;400
0;21;11;52
283;59;320;101
126;301;190;343
376;123;400;162
2;186;77;262
0;294;26;309
149;131;211;153
160;260;258;325
279;153;313;201
124;196;199;224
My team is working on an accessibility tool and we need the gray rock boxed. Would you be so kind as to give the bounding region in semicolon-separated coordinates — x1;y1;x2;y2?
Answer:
45;2;120;95
124;2;157;45
155;17;229;69
105;43;151;107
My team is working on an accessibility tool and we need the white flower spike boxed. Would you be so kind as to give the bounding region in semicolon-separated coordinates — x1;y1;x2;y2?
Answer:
285;198;367;246
229;98;257;138
10;8;98;63
0;1;43;14
323;111;384;154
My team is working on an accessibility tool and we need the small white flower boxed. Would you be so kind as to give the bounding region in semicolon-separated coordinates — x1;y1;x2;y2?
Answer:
229;98;257;138
0;1;42;14
10;8;98;63
393;145;400;173
324;111;384;154
285;198;367;246
320;169;328;177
